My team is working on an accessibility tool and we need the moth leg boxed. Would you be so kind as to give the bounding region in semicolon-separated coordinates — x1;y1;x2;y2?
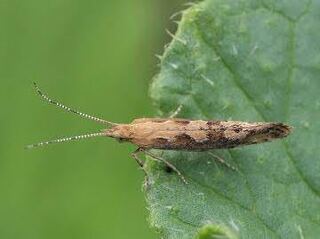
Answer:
131;148;145;167
169;105;183;118
208;152;238;171
131;149;151;187
143;150;188;184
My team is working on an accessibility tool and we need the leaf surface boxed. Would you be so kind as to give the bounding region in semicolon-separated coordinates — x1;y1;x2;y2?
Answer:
147;0;320;238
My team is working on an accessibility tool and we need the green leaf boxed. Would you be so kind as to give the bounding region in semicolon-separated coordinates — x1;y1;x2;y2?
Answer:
146;0;320;238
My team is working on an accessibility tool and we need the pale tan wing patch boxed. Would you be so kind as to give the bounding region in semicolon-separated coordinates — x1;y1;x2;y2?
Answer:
132;118;191;124
132;118;168;124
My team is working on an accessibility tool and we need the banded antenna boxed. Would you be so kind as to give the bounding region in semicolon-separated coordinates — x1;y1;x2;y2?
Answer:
26;83;117;149
33;82;116;127
25;132;106;149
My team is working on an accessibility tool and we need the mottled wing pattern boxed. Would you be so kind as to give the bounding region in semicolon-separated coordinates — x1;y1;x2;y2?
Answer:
114;119;291;150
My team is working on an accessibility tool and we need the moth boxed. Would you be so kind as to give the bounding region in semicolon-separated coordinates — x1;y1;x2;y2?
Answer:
27;83;292;183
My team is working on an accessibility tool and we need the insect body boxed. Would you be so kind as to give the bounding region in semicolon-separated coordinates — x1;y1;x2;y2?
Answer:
27;83;292;183
106;118;291;150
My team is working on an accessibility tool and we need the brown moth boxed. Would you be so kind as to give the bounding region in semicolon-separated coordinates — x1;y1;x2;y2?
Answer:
107;118;291;150
27;83;292;183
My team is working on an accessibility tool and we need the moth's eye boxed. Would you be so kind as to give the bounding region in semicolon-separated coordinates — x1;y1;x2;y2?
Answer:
116;138;128;143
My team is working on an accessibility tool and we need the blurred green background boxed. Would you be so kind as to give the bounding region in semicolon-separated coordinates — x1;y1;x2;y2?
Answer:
0;1;188;238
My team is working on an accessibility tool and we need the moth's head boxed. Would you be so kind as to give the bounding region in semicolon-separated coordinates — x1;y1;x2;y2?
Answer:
104;124;132;142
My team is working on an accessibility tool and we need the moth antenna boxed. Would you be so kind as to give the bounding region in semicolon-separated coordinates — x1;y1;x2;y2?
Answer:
25;132;106;149
33;82;116;127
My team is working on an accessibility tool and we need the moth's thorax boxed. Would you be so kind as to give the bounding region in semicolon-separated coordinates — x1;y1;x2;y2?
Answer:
104;118;291;150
